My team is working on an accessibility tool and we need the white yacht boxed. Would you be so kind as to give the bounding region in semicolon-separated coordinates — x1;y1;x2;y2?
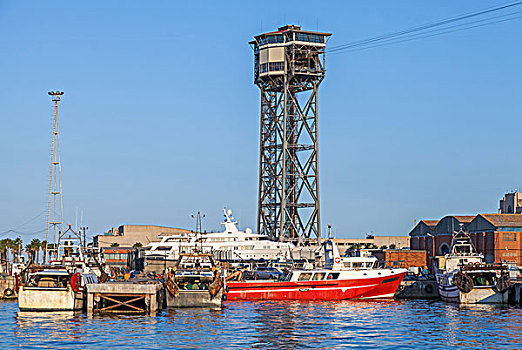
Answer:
145;209;297;262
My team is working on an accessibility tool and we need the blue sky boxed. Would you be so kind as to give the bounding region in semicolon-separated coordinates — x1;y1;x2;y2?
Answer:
1;1;521;242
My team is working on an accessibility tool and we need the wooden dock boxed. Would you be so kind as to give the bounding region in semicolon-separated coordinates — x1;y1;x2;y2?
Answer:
86;280;165;315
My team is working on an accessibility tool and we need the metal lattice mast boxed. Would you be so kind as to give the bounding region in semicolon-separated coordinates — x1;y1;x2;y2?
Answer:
252;25;331;243
45;91;65;259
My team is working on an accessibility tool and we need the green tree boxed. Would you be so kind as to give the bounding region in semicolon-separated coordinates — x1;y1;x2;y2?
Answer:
10;238;22;264
389;244;397;249
380;245;388;250
41;240;47;264
26;238;41;263
110;243;119;247
132;242;143;248
0;239;10;273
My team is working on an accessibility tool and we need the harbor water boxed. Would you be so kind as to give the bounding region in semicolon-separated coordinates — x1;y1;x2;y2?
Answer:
1;299;520;349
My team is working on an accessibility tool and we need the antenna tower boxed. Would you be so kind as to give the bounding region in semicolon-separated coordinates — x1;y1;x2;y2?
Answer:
251;25;331;243
45;91;65;259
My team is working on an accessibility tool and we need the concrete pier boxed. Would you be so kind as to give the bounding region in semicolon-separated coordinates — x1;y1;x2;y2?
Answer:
395;280;440;299
508;282;522;306
0;275;17;299
86;281;164;315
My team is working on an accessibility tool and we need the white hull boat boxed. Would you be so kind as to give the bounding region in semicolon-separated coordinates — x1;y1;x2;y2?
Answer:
436;228;510;304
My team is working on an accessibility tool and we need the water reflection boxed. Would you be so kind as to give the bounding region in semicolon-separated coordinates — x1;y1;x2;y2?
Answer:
0;299;521;349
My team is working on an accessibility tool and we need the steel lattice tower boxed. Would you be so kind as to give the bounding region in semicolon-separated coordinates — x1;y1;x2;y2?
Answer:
46;91;65;258
251;25;331;243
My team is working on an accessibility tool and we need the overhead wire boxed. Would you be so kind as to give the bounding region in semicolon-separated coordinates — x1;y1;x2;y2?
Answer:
328;1;522;54
329;11;522;55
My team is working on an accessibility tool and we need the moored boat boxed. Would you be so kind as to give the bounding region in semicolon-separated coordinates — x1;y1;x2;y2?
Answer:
18;267;98;311
436;228;510;304
164;251;224;308
224;240;406;301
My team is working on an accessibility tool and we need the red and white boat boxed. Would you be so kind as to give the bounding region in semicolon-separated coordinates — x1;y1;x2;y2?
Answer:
225;240;406;301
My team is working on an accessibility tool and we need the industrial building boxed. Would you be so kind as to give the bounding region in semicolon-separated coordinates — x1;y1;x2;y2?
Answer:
411;205;522;272
499;191;522;214
93;225;192;248
410;192;522;271
333;236;410;255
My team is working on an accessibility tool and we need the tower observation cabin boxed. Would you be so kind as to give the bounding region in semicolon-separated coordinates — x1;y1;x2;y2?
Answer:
251;25;331;243
251;25;331;90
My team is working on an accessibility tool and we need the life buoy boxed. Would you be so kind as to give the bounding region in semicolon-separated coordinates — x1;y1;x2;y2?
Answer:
3;288;14;297
71;272;81;293
424;284;434;294
334;257;341;264
222;293;227;301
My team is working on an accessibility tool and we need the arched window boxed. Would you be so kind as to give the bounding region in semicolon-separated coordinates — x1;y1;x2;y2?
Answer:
439;243;450;256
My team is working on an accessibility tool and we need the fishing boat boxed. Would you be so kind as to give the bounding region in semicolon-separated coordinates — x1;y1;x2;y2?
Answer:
18;267;98;311
436;228;510;304
18;232;102;311
164;251;224;308
224;240;406;301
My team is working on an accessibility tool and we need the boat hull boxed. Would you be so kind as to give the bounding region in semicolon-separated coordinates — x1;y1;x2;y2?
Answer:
438;284;508;304
166;289;223;308
18;286;83;311
225;272;406;301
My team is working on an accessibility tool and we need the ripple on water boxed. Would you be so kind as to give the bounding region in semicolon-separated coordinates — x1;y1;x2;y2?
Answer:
0;299;521;349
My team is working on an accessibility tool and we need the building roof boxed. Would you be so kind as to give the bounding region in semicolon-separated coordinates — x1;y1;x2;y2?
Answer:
421;220;439;228
479;214;522;227
452;215;476;223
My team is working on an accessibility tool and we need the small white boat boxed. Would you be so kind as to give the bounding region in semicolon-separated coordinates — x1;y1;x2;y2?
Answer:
436;228;510;304
18;233;101;311
18;269;98;311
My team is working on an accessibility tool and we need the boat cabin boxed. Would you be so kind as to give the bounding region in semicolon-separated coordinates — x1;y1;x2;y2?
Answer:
25;270;71;289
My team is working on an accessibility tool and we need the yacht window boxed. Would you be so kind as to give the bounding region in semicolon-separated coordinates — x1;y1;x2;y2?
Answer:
326;273;340;280
298;273;312;281
312;272;325;280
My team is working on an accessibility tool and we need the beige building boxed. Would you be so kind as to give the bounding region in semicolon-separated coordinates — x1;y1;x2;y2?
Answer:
499;191;522;214
94;225;192;248
333;236;410;255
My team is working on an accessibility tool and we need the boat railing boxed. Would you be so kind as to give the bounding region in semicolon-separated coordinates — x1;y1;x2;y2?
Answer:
461;263;508;271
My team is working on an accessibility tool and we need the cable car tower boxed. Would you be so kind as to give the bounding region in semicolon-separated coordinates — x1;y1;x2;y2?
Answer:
251;25;331;243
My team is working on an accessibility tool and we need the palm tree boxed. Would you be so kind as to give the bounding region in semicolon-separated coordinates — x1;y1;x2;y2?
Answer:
25;238;41;263
0;239;10;273
41;240;47;264
8;238;20;265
